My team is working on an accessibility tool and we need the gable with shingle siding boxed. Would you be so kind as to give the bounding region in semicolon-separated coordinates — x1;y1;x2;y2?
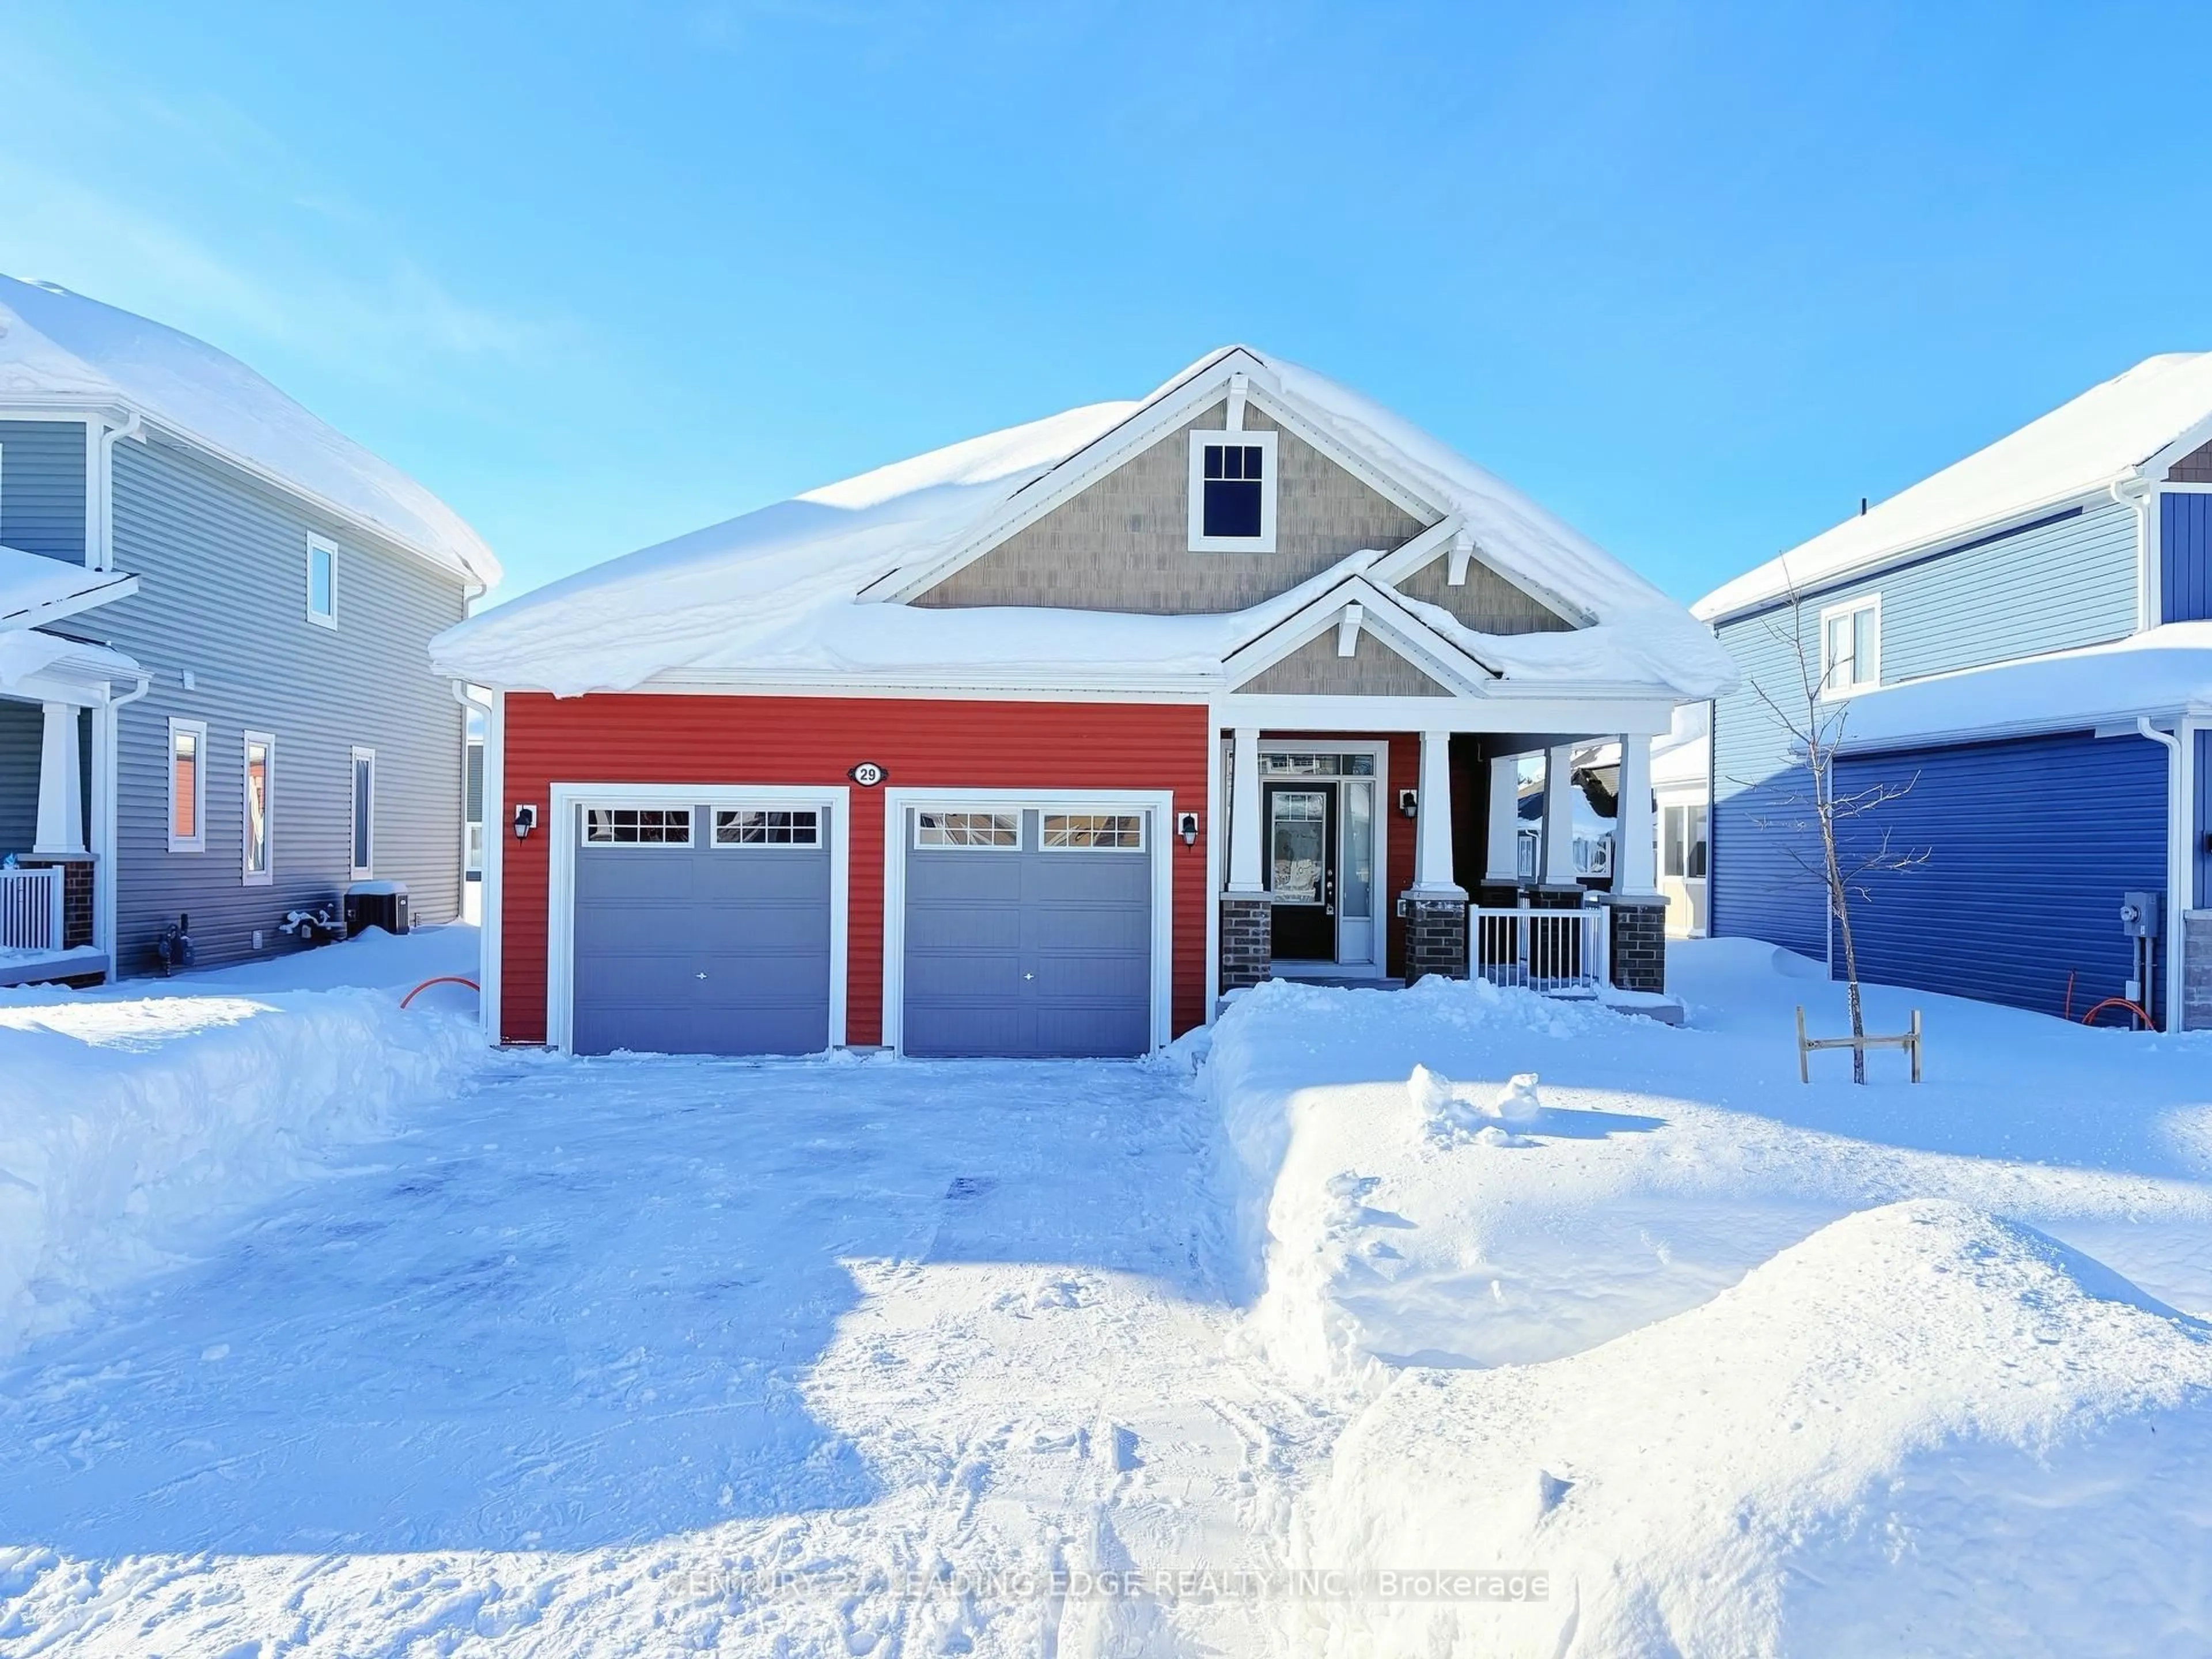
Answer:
913;402;1430;615
1392;552;1572;635
1233;628;1453;696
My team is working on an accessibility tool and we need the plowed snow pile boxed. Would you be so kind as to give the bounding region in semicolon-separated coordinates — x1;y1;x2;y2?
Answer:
1207;959;2212;1655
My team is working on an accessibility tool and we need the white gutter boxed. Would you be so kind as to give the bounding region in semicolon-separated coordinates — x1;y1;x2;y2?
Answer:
2112;471;2158;634
2137;715;2185;1032
92;411;142;572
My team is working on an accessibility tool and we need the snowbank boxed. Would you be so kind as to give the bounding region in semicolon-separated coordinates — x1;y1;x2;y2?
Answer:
0;931;486;1354
1289;1202;2212;1658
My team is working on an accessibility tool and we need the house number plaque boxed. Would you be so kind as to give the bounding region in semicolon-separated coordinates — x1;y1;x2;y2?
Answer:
848;762;887;787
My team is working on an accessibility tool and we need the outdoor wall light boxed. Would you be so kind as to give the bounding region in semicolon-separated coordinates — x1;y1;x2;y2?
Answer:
513;803;539;840
1177;811;1199;846
1397;788;1419;819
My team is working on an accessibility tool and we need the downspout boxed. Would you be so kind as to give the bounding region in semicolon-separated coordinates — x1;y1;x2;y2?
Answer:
94;412;144;572
2112;471;2157;633
2137;715;2183;1031
452;678;499;1046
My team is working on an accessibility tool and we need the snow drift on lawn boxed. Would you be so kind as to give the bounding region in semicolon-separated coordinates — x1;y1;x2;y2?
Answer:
1205;966;2212;1654
0;931;484;1354
1290;1202;2212;1658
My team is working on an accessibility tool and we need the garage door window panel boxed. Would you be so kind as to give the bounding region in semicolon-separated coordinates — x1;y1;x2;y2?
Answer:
715;808;820;847
915;810;1019;849
1041;812;1145;850
583;806;695;845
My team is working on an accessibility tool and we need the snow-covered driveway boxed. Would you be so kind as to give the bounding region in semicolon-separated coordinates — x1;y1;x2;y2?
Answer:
0;1050;1300;1656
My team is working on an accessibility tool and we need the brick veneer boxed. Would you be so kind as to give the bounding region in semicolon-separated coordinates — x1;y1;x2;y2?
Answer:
1402;894;1469;983
1219;896;1272;991
2184;912;2212;1031
1601;895;1668;994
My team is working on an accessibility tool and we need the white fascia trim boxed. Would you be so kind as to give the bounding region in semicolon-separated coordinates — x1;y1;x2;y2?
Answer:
543;781;850;1056
868;351;1449;604
1214;691;1679;736
632;669;1226;700
0;566;139;632
1221;575;1501;693
6;396;498;589
2141;414;2212;483
1363;513;1596;630
880;785;1175;1058
1696;486;2122;627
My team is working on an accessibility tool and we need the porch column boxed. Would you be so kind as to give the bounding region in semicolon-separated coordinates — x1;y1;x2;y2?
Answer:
1485;755;1520;883
1539;744;1577;885
1412;730;1464;896
33;702;84;858
1226;726;1264;894
1615;733;1657;896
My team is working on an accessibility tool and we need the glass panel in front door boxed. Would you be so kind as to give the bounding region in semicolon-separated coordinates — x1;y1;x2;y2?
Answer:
1338;780;1375;964
1270;790;1327;903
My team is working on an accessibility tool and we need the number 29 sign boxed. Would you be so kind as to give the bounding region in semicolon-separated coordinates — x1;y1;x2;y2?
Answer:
847;762;887;787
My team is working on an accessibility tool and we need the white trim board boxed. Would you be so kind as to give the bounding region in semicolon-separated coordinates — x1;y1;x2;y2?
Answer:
878;785;1176;1059
542;781;851;1056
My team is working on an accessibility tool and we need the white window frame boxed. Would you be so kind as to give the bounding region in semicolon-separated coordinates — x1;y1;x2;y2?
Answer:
1040;811;1147;853
167;717;208;854
306;536;339;629
544;783;849;1055
881;787;1174;1058
1187;429;1279;553
579;804;698;847
711;805;823;848
911;808;1022;851
349;745;376;880
242;729;274;884
1817;594;1881;697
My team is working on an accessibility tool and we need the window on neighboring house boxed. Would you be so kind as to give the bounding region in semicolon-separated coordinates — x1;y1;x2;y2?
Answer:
1819;596;1880;695
308;538;338;627
243;731;273;883
1662;804;1708;880
168;718;207;853
350;746;375;877
1187;429;1279;551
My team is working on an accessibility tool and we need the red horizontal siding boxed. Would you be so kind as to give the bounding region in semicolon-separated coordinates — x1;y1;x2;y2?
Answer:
501;694;1211;1047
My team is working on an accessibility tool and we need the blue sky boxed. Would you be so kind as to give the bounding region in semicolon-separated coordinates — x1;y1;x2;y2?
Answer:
3;2;2207;607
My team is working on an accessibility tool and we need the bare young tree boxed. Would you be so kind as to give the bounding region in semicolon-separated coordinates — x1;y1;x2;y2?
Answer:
1742;577;1930;1082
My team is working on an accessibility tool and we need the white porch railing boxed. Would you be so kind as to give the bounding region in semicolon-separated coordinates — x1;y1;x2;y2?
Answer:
0;865;64;953
1470;904;1608;996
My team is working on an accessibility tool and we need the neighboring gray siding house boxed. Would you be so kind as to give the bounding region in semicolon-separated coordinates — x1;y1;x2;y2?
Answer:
1696;353;2212;1031
0;275;499;982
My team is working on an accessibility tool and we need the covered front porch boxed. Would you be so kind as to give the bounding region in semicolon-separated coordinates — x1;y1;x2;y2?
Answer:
0;631;145;986
1211;714;1672;1011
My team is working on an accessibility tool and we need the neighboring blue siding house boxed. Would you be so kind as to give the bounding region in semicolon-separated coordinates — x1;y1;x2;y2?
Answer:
0;275;500;981
1697;354;2212;1029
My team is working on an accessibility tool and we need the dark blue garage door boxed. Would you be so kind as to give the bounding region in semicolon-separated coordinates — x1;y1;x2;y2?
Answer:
903;806;1153;1058
572;802;831;1056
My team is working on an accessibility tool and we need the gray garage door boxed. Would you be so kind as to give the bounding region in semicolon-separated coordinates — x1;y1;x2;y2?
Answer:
903;806;1153;1058
572;802;831;1056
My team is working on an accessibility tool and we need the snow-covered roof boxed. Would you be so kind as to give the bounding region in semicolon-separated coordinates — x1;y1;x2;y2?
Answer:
0;544;137;632
1831;622;2212;753
0;275;499;588
1695;353;2212;623
0;627;138;694
434;346;1734;702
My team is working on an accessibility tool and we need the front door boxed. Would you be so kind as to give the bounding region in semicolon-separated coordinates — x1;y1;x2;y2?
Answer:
1266;782;1336;960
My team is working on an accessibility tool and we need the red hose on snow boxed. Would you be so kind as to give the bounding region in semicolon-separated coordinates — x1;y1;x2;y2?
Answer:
401;975;480;1009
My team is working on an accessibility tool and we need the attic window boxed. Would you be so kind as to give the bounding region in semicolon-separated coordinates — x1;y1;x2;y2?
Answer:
1188;430;1278;552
